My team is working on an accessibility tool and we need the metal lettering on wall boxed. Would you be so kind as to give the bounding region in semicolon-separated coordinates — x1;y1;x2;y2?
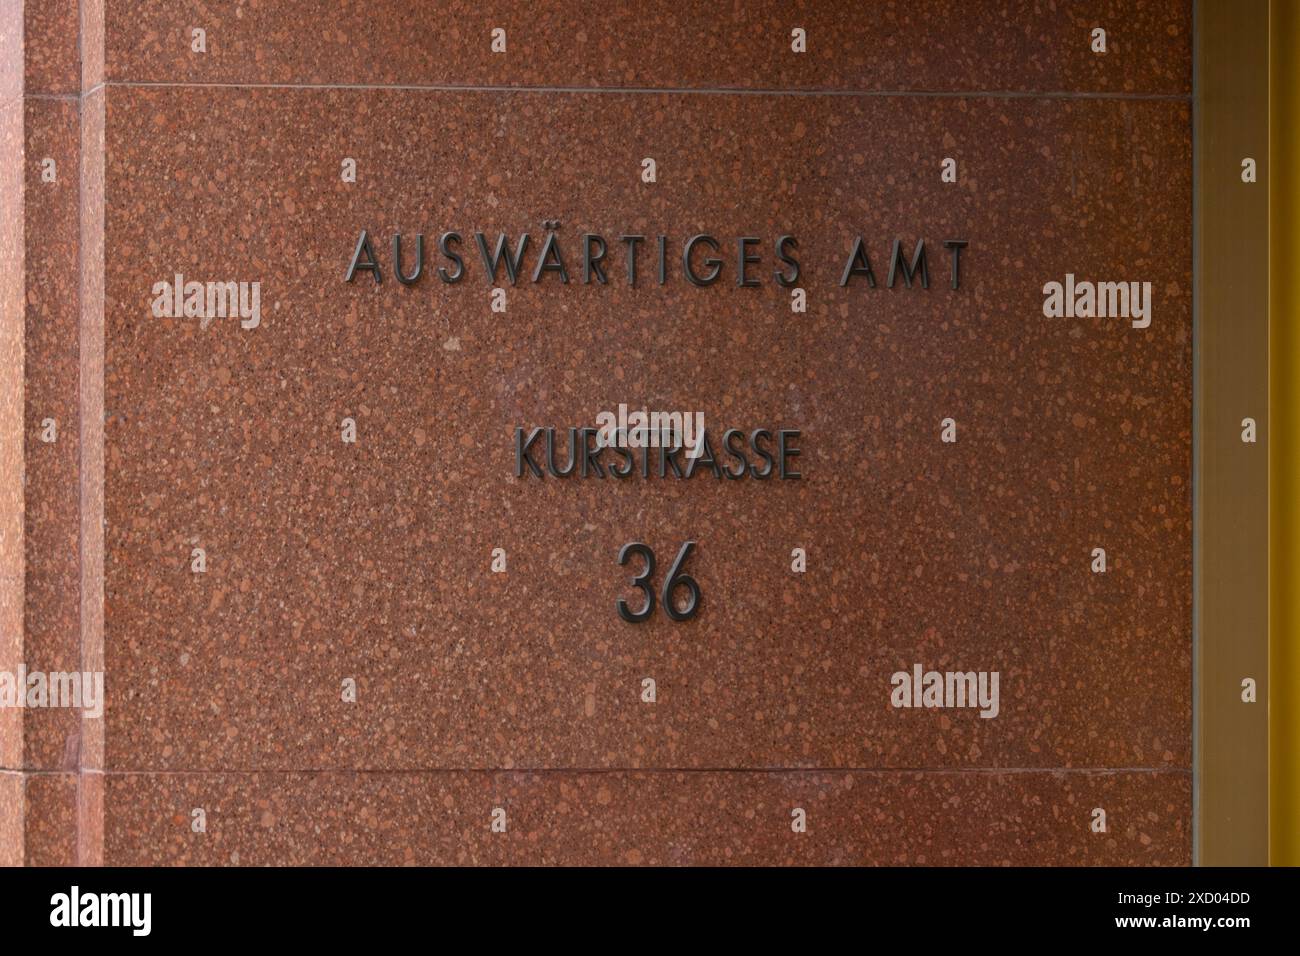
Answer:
345;229;969;289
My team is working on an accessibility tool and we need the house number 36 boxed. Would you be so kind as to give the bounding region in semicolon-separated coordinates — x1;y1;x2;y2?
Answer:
617;541;701;623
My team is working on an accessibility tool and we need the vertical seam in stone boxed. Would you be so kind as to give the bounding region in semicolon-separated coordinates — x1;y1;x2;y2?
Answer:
0;0;28;866
75;0;105;867
74;0;83;869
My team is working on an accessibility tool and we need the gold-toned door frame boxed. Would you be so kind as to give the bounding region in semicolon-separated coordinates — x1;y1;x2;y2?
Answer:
1270;0;1300;867
1197;0;1300;867
1195;0;1270;866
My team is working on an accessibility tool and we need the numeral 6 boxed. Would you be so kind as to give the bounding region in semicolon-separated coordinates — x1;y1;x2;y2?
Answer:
661;541;700;621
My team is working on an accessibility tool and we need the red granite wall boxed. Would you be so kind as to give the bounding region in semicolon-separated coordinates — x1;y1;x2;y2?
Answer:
2;1;1191;866
0;0;25;867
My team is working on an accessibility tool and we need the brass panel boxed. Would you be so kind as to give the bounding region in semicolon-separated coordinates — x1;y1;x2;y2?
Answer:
1195;0;1270;865
1271;0;1300;867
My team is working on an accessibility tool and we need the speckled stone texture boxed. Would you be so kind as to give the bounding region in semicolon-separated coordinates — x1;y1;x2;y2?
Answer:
0;11;25;780
1;0;102;867
5;1;1192;866
23;96;82;773
0;773;21;867
102;0;1189;94
103;770;1188;866
104;88;1191;776
0;1;25;864
22;772;78;866
24;0;79;95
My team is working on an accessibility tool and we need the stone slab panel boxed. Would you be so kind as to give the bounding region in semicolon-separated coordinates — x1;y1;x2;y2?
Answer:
24;0;80;96
22;97;82;770
99;88;1190;773
99;1;1191;95
102;768;1190;866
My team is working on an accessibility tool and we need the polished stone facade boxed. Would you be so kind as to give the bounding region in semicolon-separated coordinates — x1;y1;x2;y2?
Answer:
1;1;1191;865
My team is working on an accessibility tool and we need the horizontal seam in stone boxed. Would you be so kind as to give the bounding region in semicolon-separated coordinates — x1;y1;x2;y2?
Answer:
99;80;1193;101
71;767;1193;776
0;768;78;776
